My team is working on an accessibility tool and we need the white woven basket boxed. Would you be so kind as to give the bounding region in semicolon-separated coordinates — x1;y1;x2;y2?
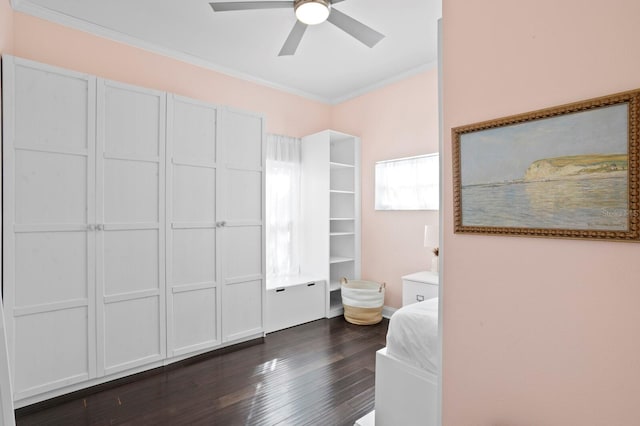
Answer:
340;278;385;325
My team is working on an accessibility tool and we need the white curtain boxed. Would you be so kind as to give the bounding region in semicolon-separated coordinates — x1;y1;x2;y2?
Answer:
375;154;439;210
266;134;302;278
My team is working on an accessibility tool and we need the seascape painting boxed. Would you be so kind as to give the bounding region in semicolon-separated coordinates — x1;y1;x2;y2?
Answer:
453;91;640;241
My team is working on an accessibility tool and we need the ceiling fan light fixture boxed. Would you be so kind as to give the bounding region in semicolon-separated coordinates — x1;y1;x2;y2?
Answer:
294;0;331;25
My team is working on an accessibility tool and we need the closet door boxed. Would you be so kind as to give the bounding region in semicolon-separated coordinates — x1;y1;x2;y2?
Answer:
96;80;166;376
2;56;97;399
219;108;265;342
166;95;221;357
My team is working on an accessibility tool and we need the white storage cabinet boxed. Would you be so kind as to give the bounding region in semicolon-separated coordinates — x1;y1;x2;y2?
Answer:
265;278;325;333
2;56;265;406
166;97;265;356
2;59;170;399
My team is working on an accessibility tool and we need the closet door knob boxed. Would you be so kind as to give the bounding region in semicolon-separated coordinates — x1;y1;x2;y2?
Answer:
87;224;96;231
96;224;104;231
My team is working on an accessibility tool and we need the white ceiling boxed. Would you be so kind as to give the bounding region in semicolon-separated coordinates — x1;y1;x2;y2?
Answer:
13;0;442;104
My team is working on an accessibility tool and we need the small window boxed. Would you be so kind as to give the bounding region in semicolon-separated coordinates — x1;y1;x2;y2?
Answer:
375;153;439;210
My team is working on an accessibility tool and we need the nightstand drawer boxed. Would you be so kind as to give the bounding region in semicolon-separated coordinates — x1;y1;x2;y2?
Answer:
402;271;439;306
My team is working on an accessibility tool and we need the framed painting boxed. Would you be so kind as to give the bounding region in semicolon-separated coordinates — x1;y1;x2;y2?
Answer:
452;89;640;241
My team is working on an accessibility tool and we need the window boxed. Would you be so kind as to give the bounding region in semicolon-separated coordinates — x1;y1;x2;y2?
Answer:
374;153;439;210
266;134;301;277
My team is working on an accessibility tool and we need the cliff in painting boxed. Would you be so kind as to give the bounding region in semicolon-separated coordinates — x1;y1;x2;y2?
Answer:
523;154;628;182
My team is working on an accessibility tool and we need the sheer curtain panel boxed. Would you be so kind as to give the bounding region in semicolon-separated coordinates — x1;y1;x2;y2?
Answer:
266;134;302;278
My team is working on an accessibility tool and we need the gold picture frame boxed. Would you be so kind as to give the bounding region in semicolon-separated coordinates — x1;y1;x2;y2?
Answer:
452;89;640;241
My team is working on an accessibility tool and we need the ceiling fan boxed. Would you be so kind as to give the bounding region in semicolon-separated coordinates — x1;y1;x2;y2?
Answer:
209;0;385;56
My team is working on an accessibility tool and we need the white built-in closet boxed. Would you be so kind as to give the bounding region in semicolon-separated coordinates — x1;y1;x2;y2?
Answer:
2;56;265;406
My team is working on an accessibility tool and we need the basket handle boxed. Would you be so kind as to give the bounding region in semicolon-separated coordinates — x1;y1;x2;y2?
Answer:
379;282;386;293
340;277;348;285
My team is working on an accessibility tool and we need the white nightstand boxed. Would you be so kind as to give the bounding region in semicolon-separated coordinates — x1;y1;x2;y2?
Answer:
402;271;439;306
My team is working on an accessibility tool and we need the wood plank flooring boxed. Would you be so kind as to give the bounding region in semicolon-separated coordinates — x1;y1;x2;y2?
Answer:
16;317;388;426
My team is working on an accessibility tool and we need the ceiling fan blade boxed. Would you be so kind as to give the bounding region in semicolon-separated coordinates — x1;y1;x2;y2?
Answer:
331;0;347;3
279;20;308;56
327;8;384;48
210;1;293;12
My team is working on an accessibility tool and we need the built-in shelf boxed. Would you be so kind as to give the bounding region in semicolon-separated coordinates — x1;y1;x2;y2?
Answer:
330;256;355;264
330;161;355;169
301;130;360;319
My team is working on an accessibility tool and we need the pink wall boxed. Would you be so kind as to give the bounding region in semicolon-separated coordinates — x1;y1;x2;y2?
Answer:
0;0;13;54
10;12;330;137
332;70;439;308
1;0;15;128
442;0;640;424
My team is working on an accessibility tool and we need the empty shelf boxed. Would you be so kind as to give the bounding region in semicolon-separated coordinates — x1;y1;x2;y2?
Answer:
330;161;355;169
330;256;355;264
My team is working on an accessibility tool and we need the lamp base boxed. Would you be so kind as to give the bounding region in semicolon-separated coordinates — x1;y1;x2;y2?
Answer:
430;256;439;273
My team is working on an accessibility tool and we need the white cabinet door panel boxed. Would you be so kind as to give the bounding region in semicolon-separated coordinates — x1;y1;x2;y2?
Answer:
3;56;97;400
172;228;216;285
172;287;219;355
14;307;90;397
104;88;161;157
97;79;166;376
224;226;262;280
172;165;216;223
221;110;262;169
15;232;88;307
172;101;217;162
103;297;162;373
104;160;159;223
226;169;262;222
166;95;221;357
103;230;160;296
222;280;263;341
14;65;89;151
15;151;88;224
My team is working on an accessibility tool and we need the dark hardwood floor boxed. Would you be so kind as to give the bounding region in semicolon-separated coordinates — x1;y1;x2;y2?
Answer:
16;317;388;426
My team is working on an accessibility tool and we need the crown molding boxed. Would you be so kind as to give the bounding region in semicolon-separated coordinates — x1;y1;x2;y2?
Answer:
11;0;436;105
329;60;438;105
11;0;334;104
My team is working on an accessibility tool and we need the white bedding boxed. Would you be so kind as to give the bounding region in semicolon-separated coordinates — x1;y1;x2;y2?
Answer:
386;297;439;374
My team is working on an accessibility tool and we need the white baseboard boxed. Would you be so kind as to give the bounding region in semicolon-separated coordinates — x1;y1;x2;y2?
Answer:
382;305;397;319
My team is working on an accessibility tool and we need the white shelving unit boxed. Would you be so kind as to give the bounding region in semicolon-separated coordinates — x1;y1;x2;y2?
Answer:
301;130;361;318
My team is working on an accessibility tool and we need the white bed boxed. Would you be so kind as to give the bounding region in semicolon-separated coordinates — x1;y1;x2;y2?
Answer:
374;298;439;426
